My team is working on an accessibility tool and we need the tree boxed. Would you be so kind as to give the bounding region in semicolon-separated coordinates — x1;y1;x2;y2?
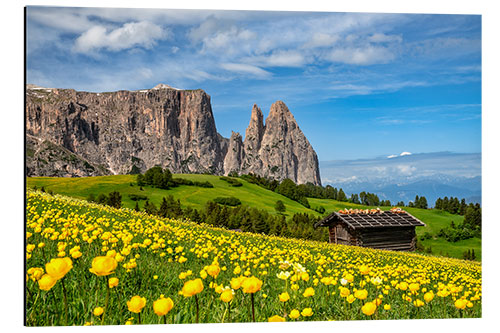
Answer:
107;191;122;208
97;193;108;205
137;174;145;187
275;200;286;214
350;193;360;204
134;201;140;212
87;193;96;203
337;189;347;202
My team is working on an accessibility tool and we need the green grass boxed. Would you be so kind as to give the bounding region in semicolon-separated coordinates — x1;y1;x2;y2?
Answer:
27;174;314;217
27;175;481;261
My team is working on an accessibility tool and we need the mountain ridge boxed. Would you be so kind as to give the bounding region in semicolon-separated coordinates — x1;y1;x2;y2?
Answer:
25;83;321;185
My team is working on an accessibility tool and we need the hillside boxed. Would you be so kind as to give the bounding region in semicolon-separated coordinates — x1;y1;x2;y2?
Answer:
26;174;481;260
26;190;481;325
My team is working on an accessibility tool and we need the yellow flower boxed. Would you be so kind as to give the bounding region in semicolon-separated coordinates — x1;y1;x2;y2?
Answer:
268;315;286;322
301;272;310;281
289;309;300;319
455;299;467;310
230;276;245;290
424;291;434;303
399;282;408;291
346;294;356;303
89;256;117;276
206;264;220;278
45;257;72;280
359;265;370;275
71;251;82;259
409;283;420;292
241;276;263;294
414;299;425;307
93;307;104;316
362;302;377;316
153;297;174;316
340;287;350;297
127;296;146;313
181;278;204;297
302;287;315;297
354;289;368;300
279;292;290;302
345;273;354;283
200;270;208;279
220;289;234;303
291;283;299;291
38;274;57;291
384;304;391;310
108;277;119;288
301;308;313;317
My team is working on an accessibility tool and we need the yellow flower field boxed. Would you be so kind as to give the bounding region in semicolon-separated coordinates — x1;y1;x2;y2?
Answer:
25;190;481;326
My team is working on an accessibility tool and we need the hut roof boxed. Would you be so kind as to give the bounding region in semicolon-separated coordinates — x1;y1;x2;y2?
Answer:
314;211;426;229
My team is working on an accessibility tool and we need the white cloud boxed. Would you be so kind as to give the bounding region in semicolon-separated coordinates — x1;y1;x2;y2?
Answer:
73;21;167;53
369;33;402;43
396;164;416;175
245;50;307;68
220;63;271;78
327;46;396;65
302;33;339;48
400;152;412;156
387;154;398;159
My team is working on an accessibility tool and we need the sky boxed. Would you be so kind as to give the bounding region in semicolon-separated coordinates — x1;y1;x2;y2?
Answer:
26;6;482;161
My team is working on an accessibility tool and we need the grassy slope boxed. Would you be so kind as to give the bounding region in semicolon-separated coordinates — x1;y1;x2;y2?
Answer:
26;174;315;217
27;175;481;260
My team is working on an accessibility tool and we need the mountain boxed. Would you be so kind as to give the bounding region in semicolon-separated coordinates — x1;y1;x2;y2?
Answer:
320;152;481;205
25;84;321;185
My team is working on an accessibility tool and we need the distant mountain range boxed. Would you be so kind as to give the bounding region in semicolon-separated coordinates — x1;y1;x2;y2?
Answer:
320;152;481;206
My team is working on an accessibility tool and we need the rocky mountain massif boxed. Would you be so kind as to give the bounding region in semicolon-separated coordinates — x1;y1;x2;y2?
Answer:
26;84;321;185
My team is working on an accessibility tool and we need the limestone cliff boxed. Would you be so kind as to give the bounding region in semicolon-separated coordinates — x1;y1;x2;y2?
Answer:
26;84;321;185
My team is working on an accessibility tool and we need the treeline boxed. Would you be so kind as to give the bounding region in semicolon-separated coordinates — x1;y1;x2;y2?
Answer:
87;191;122;209
408;195;428;209
132;193;327;242
136;166;213;189
434;196;476;215
238;173;349;208
348;192;391;206
434;199;481;242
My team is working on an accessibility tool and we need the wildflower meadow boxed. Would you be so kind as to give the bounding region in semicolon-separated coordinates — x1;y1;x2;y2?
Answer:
25;190;481;326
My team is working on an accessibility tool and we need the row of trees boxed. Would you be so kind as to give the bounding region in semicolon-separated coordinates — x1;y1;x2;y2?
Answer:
87;191;122;209
133;194;327;242
434;196;472;215
137;166;213;189
408;195;428;209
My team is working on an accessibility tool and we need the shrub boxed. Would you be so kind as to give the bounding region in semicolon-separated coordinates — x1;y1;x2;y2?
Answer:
128;194;148;201
213;197;242;206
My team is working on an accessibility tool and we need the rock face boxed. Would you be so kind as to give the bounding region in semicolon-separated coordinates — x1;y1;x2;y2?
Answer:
26;84;321;185
237;101;321;185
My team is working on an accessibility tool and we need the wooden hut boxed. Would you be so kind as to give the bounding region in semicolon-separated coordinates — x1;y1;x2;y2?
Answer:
314;209;425;251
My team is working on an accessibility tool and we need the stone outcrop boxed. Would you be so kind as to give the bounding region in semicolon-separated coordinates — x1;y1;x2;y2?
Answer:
26;84;321;185
234;101;321;185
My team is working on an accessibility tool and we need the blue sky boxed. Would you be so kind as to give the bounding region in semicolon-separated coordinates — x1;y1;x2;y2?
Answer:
26;7;481;161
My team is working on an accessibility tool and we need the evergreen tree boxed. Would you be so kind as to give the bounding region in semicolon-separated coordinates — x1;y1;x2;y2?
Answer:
350;193;360;204
275;200;286;214
107;191;122;208
337;189;347;202
134;201;140;212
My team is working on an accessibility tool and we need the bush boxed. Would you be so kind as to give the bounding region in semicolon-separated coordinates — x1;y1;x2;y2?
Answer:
220;176;243;187
213;197;242;206
128;194;148;201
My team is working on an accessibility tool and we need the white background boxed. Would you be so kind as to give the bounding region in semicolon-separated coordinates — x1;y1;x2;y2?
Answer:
1;1;498;332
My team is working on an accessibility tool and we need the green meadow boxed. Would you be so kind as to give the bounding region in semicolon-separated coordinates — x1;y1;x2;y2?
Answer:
26;174;481;260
